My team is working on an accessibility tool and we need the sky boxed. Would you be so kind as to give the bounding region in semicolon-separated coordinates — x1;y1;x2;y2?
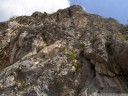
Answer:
70;0;128;24
0;0;128;24
0;0;70;22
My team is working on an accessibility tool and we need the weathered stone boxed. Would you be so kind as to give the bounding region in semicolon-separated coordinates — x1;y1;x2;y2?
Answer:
0;5;128;96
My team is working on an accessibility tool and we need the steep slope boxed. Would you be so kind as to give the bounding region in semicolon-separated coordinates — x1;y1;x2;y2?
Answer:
0;5;128;96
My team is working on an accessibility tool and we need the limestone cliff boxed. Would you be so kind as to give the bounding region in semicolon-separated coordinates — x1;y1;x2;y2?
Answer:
0;5;128;96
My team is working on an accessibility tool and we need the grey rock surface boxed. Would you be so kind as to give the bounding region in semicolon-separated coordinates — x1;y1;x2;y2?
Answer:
0;5;128;96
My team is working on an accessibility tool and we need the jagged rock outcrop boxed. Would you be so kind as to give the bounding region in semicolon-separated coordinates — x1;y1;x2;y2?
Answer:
0;5;128;96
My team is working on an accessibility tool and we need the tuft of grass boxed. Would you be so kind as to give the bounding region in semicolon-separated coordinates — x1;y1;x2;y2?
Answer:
54;68;61;75
67;51;77;59
71;59;81;70
62;84;69;92
80;41;85;49
114;33;127;41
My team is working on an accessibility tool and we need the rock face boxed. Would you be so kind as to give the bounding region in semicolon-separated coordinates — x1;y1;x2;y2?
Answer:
0;5;128;96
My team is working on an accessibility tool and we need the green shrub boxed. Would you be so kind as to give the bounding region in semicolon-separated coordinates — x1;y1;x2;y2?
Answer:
9;16;17;21
66;50;82;70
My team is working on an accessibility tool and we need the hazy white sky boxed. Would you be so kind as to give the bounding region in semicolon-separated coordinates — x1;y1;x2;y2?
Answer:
0;0;70;22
